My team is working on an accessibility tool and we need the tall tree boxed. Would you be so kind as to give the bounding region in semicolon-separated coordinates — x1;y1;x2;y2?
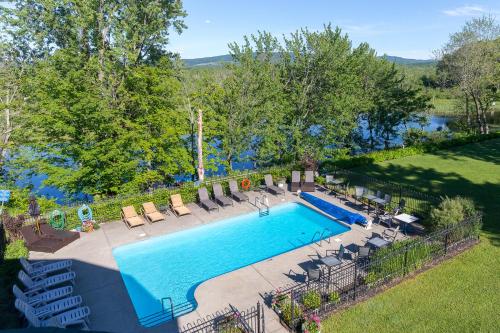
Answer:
1;0;189;195
437;15;500;134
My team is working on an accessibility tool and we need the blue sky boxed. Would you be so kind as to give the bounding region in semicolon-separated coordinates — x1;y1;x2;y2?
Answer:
169;0;500;59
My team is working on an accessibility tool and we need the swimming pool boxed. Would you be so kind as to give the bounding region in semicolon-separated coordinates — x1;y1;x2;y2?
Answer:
112;202;350;326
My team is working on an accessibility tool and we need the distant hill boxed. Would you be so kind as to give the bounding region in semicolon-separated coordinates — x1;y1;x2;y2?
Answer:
183;54;437;68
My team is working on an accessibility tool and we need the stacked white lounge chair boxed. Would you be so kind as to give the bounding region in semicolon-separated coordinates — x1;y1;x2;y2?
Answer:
14;258;91;330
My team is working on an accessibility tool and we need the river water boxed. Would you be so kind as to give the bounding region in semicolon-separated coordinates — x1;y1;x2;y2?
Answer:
11;115;453;204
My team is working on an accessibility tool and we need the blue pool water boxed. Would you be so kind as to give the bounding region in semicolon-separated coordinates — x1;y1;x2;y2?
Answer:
112;202;350;326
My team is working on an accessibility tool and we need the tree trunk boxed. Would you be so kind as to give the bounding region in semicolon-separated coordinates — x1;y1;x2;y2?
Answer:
197;108;204;181
465;95;471;131
471;94;484;134
190;122;196;181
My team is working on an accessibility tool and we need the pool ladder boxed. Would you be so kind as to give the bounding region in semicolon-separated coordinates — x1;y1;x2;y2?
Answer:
255;195;270;217
311;227;332;246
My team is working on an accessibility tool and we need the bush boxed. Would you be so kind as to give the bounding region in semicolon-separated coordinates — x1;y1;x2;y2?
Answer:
2;213;25;240
4;239;28;260
328;291;340;303
302;290;321;310
280;299;303;327
430;196;477;230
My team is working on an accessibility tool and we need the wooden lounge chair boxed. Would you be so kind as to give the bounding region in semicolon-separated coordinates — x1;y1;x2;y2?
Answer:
291;171;301;192
213;183;233;207
170;194;191;217
141;202;167;223
198;187;219;212
264;174;285;196
301;170;315;192
121;206;146;229
229;180;249;203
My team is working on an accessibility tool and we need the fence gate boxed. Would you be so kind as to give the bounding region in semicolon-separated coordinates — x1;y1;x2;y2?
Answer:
180;302;265;333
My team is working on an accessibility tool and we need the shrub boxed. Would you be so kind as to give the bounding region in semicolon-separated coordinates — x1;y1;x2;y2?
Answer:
430;196;477;230
302;314;321;333
328;291;340;303
280;299;303;327
301;290;321;310
2;213;25;240
4;239;29;260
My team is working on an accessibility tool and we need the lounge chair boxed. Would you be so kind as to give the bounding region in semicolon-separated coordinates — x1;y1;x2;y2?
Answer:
321;244;347;273
301;170;315;192
228;180;249;203
264;174;285;196
170;194;191;217
141;202;167;223
212;183;233;207
20;258;72;280
291;171;301;192
305;267;322;284
21;302;90;329
353;186;366;205
121;206;146;229
18;270;76;295
13;284;73;308
198;187;219;212
16;296;83;320
382;226;400;243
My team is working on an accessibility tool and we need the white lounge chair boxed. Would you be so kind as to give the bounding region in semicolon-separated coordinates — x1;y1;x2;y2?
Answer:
23;304;90;329
16;296;83;320
18;270;76;295
20;258;72;280
13;284;73;308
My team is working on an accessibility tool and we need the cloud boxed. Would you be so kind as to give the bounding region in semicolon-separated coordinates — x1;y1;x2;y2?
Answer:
443;5;488;17
204;19;211;24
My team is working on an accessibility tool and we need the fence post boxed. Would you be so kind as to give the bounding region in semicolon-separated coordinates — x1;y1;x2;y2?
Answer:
403;244;409;275
444;229;449;255
353;261;358;300
256;301;261;333
290;291;295;332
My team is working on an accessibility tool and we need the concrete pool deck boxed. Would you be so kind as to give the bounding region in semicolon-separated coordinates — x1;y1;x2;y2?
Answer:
29;188;400;333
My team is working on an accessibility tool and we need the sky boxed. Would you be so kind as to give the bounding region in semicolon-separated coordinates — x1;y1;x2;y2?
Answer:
169;0;500;60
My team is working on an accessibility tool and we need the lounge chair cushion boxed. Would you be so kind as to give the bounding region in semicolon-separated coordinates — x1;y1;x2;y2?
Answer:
122;206;138;218
126;216;145;227
146;211;165;222
142;202;158;214
174;205;191;216
171;194;184;208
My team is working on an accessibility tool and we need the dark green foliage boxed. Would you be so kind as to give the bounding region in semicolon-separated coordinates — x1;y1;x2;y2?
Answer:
328;291;340;303
301;290;321;310
430;196;479;230
0;239;28;328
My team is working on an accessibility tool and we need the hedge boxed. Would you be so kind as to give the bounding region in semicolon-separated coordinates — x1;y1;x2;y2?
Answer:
59;164;294;229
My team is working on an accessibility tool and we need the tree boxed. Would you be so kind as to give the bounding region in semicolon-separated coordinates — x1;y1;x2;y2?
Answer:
0;43;26;165
1;0;189;195
437;15;500;134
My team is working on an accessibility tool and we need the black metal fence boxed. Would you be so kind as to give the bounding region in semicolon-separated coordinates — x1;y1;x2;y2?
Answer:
331;168;440;218
180;303;265;333
266;217;480;332
0;220;5;260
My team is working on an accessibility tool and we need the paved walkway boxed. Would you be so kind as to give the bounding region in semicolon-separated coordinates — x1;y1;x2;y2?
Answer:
29;188;394;333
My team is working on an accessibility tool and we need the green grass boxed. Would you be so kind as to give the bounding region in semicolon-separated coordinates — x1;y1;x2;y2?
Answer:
431;97;500;115
323;138;500;332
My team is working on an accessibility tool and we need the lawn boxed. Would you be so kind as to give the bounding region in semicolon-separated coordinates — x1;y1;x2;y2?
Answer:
323;138;500;332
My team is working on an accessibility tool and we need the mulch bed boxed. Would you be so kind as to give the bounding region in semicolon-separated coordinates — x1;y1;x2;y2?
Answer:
21;223;80;253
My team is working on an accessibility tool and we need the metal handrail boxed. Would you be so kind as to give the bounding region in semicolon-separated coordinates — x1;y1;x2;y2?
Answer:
318;227;332;245
161;297;174;317
310;230;320;243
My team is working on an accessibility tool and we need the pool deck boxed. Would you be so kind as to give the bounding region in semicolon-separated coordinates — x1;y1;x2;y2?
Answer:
29;188;402;333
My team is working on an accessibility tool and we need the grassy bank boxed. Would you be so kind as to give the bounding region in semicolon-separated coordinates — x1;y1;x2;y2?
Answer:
323;138;500;332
